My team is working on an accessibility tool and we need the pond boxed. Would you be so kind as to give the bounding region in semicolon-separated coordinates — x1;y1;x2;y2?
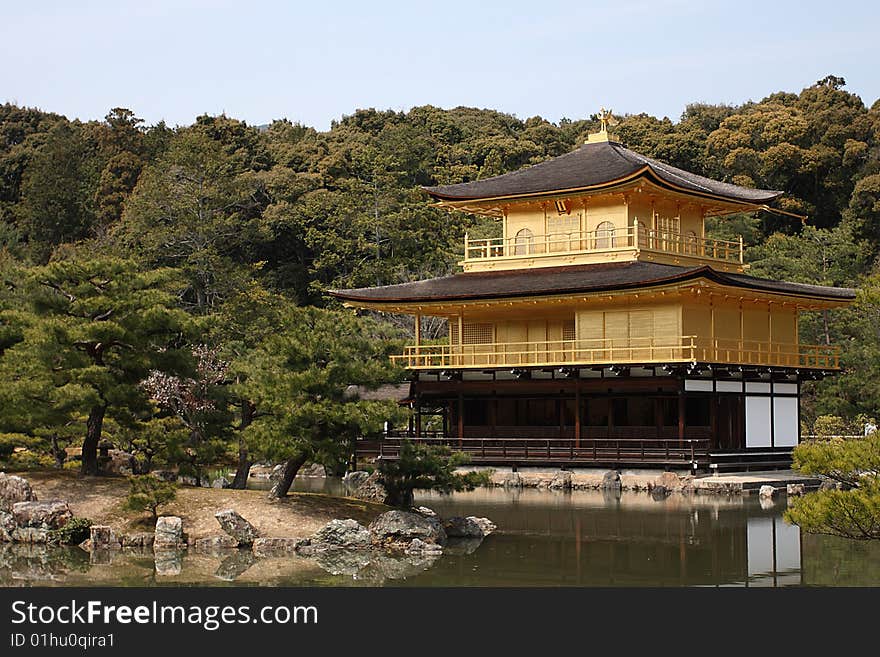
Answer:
2;480;879;587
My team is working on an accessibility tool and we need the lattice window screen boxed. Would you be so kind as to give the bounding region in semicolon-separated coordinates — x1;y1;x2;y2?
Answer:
463;323;494;344
656;215;680;235
562;320;576;341
547;214;579;235
449;321;459;345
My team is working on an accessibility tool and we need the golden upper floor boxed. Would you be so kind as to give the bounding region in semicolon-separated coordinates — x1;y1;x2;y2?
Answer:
424;131;783;274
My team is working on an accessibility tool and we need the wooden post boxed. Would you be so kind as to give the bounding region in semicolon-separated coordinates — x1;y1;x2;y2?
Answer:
457;393;464;447
678;386;686;444
575;380;581;449
415;394;422;438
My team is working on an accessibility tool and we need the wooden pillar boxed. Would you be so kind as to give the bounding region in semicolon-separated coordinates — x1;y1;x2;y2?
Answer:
490;397;498;438
575;380;581;448
414;314;422;360
678;386;686;444
442;402;449;438
457;392;464;446
415;395;422;438
558;397;564;437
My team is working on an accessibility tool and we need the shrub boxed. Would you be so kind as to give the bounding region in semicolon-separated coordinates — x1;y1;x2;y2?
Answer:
48;517;93;545
376;440;490;507
123;475;177;520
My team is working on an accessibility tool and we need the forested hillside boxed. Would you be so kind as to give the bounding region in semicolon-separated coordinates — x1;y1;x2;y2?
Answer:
1;74;879;478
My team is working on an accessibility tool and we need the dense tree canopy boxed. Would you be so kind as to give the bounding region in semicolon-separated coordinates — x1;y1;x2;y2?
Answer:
0;75;879;489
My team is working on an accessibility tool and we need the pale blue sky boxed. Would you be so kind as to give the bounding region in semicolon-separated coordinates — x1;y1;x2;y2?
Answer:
2;0;878;130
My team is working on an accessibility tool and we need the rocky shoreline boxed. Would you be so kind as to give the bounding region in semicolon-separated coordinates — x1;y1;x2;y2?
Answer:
1;471;496;582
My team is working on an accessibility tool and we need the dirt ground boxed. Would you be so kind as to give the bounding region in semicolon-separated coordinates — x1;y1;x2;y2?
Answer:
18;471;386;540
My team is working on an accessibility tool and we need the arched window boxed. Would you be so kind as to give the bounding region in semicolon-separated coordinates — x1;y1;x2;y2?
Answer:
513;228;534;255
594;221;615;249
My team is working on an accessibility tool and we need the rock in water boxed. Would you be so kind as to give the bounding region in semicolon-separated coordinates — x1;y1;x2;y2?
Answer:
120;532;154;549
369;510;447;547
443;516;491;539
89;525;119;550
0;510;16;542
469;517;496;537
154;516;185;549
0;473;37;512
759;485;776;499
549;471;572;490
312;519;372;549
786;483;806;496
214;509;260;546
12;501;72;529
601;470;622;490
252;537;300;557
405;538;443;556
193;535;239;553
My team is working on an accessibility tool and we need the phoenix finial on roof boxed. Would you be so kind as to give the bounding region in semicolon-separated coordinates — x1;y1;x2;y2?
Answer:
597;107;614;132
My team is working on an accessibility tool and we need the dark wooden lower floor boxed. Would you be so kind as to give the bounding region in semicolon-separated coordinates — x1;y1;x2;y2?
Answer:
363;369;802;471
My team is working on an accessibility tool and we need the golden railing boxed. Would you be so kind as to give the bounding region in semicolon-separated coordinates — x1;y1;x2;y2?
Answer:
463;223;743;264
392;336;839;370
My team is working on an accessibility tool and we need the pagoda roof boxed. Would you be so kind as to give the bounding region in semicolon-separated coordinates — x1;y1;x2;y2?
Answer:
423;140;782;206
331;262;855;306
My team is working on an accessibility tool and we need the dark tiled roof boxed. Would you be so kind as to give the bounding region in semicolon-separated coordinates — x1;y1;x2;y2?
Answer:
424;140;782;205
331;262;856;304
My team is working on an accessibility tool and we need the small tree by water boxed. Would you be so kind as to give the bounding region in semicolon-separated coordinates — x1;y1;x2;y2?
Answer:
376;440;490;508
124;475;177;521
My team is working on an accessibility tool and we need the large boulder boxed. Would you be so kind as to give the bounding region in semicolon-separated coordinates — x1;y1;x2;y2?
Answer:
443;516;496;539
343;471;370;491
120;532;154;549
351;471;388;504
154;516;185;549
0;473;37;512
369;510;447;547
300;463;326;478
313;519;372;549
12;501;72;529
101;449;135;476
214;509;260;546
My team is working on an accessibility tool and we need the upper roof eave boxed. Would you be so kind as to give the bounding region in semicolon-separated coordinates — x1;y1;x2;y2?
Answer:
423;141;782;207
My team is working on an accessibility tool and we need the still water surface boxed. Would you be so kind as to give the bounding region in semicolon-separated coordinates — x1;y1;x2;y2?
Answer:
2;479;878;587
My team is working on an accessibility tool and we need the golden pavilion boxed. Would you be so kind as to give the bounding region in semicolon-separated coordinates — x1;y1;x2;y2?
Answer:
332;116;855;471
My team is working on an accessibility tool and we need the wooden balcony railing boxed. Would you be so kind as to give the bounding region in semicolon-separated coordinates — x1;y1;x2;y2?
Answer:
463;222;743;264
358;436;712;468
392;336;840;370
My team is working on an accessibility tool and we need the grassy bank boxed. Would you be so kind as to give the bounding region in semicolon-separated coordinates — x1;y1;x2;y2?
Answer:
16;471;387;540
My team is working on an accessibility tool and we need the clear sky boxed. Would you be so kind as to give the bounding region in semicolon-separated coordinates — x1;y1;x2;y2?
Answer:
2;0;878;130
